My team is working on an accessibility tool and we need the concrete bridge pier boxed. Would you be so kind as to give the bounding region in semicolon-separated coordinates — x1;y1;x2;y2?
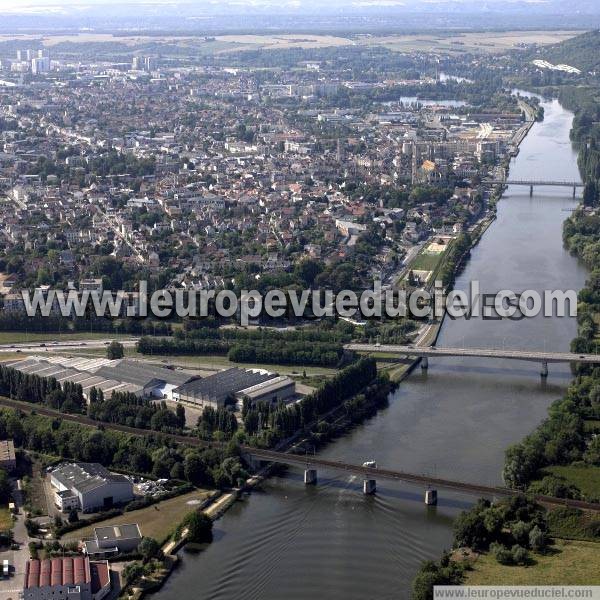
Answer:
425;488;438;505
573;185;577;198
421;356;429;370
363;479;376;495
529;185;534;197
541;361;548;378
304;468;317;485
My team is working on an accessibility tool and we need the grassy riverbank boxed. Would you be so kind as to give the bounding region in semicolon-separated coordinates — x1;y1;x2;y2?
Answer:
464;539;600;585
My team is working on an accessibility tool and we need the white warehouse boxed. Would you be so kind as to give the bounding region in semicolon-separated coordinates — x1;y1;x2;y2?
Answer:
50;463;134;513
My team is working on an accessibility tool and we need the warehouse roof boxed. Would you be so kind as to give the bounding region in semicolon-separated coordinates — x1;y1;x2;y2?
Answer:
25;557;90;589
236;375;295;399
95;359;192;388
174;368;277;403
50;462;131;494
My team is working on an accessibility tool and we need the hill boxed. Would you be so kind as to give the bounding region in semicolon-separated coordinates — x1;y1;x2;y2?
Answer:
530;29;600;73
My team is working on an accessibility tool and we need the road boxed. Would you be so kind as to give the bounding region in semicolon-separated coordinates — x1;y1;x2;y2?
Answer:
0;338;140;354
345;343;600;364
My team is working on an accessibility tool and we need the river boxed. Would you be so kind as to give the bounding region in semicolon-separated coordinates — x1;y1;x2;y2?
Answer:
158;97;587;599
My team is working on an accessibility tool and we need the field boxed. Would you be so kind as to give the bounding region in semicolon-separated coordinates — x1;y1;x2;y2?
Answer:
63;490;214;545
0;507;12;531
364;30;581;55
465;539;600;585
541;465;600;500
0;30;581;56
54;347;339;380
410;249;444;272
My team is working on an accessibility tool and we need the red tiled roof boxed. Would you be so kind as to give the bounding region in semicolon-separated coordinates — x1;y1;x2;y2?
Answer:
24;557;91;589
90;561;110;594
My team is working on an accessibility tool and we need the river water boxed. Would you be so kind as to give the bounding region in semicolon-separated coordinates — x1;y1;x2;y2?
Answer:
158;97;587;599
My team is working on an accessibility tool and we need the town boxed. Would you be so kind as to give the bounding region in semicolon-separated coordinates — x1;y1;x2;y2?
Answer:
0;16;597;600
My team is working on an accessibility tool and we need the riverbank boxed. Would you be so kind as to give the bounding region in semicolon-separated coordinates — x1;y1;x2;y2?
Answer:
154;93;583;600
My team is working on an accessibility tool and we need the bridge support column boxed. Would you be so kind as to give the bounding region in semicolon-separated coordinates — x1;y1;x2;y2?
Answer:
304;468;317;485
573;185;577;198
421;356;429;370
425;488;438;506
363;479;376;495
541;361;548;378
529;185;533;197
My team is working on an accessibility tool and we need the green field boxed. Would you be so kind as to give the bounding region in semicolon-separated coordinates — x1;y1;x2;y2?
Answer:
410;251;443;272
62;490;213;545
0;507;12;531
465;539;600;585
541;465;600;500
56;347;339;380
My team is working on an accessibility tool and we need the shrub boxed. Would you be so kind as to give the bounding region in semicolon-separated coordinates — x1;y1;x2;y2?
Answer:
491;542;513;565
529;525;547;551
511;545;530;566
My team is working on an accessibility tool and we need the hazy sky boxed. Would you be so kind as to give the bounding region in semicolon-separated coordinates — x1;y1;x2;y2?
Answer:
0;0;581;14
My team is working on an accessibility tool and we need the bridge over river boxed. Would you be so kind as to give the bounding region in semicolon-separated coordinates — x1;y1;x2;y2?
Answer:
484;179;584;197
0;395;597;512
344;343;600;376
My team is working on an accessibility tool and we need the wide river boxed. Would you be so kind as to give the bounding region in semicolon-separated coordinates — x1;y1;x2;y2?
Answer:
159;97;587;599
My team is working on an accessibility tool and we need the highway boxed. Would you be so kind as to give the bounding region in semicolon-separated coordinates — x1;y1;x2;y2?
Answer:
345;343;600;364
0;338;140;353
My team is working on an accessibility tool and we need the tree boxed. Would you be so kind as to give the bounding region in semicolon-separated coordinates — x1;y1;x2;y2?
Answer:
139;537;163;562
511;545;530;566
0;470;12;504
529;525;547;551
184;512;213;544
183;453;209;487
123;562;144;585
106;341;124;360
67;509;79;524
176;404;186;429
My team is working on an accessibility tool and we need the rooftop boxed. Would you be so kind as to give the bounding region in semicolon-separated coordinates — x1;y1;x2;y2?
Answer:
0;439;15;463
174;367;277;403
51;462;131;494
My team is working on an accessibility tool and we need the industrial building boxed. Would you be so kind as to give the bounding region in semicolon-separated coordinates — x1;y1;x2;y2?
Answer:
50;462;134;513
3;355;194;401
2;356;296;410
83;523;142;558
172;367;295;409
234;375;296;410
0;439;16;471
23;556;111;600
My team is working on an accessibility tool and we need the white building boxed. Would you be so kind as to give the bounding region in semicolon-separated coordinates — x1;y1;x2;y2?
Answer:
50;463;134;513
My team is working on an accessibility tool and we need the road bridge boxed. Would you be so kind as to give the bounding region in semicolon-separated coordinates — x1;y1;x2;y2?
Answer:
484;179;584;198
344;343;600;377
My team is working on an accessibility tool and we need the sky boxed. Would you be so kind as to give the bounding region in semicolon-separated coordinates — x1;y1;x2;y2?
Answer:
0;0;594;17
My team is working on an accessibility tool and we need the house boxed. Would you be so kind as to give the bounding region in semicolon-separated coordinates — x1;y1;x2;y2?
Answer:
83;523;142;558
50;462;134;513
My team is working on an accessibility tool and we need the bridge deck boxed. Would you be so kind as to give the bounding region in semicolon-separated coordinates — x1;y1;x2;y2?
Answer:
248;448;600;512
344;343;600;364
0;396;597;512
485;179;583;187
